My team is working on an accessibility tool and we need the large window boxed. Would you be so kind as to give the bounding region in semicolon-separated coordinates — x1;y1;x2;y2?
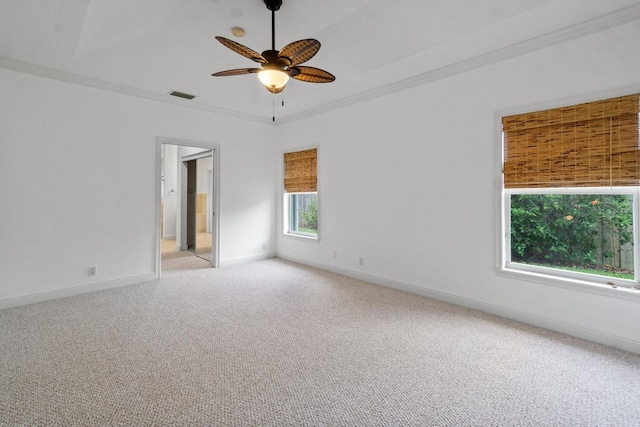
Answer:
502;94;640;290
283;148;318;239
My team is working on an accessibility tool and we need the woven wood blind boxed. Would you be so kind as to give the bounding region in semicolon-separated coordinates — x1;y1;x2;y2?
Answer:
503;94;640;188
284;148;317;192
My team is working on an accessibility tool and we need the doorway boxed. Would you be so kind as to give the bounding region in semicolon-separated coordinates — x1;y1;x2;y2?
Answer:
183;153;213;261
156;138;220;276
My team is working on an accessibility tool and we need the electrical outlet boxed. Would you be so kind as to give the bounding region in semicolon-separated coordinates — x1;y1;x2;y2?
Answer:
262;243;267;251
88;266;97;276
359;257;364;266
332;250;337;259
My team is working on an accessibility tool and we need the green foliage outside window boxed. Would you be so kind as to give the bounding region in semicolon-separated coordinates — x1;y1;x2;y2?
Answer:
300;198;317;231
510;194;633;271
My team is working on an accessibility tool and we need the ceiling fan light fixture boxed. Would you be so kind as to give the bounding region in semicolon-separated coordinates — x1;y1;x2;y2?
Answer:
258;69;289;92
212;0;335;97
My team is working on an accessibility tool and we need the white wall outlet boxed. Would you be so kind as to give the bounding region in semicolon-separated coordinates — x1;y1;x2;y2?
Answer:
88;266;97;276
359;257;364;266
332;250;338;259
262;243;267;251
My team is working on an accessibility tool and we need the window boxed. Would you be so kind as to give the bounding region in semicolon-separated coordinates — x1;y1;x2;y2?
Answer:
286;192;318;236
501;94;640;290
283;148;318;239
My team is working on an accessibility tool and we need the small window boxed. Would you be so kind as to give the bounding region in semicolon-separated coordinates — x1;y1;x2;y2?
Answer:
283;148;318;239
285;192;318;237
501;94;640;289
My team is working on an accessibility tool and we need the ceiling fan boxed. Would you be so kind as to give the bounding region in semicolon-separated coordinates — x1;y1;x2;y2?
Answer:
211;0;335;94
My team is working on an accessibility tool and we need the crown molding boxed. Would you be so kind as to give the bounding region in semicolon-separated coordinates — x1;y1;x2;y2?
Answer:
275;3;640;126
2;3;639;128
0;57;272;126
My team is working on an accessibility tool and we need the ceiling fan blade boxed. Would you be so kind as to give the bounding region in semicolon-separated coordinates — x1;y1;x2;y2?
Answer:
211;68;261;77
279;39;321;66
290;66;335;83
215;36;266;63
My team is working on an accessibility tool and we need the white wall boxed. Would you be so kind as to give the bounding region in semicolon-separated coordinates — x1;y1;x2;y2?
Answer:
1;14;637;354
0;68;277;304
276;21;640;353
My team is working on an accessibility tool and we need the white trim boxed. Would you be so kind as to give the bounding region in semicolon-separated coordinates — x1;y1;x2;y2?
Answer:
277;254;640;355
496;268;640;301
503;188;640;288
219;252;276;267
156;141;163;278
506;262;638;290
276;4;640;126
181;150;212;162
156;137;221;275
4;5;637;127
281;146;320;239
0;57;271;125
495;86;640;293
0;273;156;310
282;192;320;241
282;232;320;241
496;85;640;124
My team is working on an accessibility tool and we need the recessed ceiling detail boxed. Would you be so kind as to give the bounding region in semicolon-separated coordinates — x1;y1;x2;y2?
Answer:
1;0;639;124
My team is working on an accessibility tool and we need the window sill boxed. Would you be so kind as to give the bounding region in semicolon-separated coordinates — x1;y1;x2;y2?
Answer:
283;232;319;241
497;268;640;301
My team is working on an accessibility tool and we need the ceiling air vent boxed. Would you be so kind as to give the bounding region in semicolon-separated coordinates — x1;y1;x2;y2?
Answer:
169;90;196;100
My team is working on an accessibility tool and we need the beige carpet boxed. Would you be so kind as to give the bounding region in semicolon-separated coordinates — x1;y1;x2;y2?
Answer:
161;250;211;271
1;258;639;426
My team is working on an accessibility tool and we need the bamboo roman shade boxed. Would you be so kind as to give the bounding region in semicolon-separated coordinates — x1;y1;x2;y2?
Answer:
503;94;640;188
284;148;317;192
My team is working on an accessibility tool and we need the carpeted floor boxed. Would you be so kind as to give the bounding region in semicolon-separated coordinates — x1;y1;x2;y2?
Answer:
1;258;639;426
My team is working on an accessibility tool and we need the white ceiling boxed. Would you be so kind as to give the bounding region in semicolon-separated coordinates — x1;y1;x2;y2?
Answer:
2;0;640;124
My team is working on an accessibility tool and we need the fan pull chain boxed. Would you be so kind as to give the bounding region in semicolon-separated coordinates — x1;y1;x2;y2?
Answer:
282;93;285;107
272;94;275;122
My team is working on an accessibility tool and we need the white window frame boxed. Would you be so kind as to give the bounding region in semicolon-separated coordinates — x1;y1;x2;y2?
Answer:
502;186;640;291
283;191;319;240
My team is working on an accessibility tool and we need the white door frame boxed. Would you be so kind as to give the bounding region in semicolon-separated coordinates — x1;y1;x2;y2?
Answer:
155;137;220;276
208;169;213;233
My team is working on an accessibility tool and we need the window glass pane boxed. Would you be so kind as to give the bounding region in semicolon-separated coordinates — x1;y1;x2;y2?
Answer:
510;194;634;280
289;193;317;236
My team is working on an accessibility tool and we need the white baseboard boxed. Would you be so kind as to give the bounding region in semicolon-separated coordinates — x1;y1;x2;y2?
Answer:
277;254;640;355
220;252;275;267
0;273;157;310
162;235;176;240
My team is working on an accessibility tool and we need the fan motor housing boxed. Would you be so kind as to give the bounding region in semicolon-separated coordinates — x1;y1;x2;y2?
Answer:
264;0;282;11
262;49;292;68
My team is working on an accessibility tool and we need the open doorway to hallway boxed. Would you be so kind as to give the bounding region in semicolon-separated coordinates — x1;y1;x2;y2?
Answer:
157;139;219;276
183;154;214;260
